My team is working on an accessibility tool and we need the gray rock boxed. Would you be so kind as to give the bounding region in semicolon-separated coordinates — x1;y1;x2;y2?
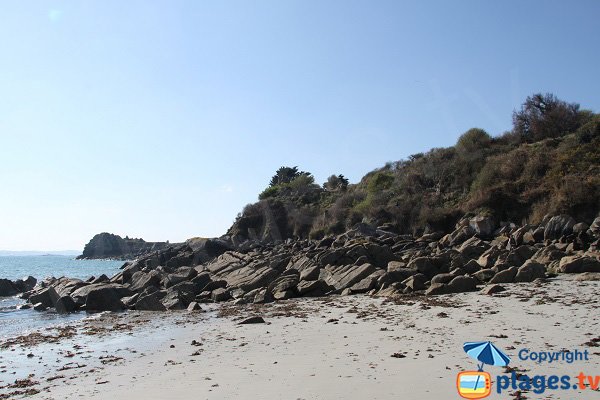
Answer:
469;216;495;237
54;296;77;314
387;261;406;272
85;285;128;311
590;216;600;236
515;260;546;282
556;256;600;273
481;284;506;295
129;270;162;292
489;267;518;284
531;246;566;265
28;287;55;308
572;222;589;234
33;302;47;311
320;263;377;291
402;273;428;291
211;288;231;302
447;275;478;293
71;283;131;306
187;301;203;311
299;265;321;281
544;215;576;240
135;292;167;311
473;268;496;282
267;272;299;295
0;279;18;297
406;257;439;279
296;280;331;296
238;316;265;324
431;273;455;285
425;283;448;295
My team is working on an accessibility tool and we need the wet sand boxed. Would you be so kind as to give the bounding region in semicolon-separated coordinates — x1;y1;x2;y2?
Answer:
1;276;599;399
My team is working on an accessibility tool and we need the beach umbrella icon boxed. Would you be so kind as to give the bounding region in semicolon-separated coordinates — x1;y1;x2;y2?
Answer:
463;341;511;371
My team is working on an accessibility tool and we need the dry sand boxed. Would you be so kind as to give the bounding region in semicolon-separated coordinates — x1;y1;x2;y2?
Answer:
1;276;599;399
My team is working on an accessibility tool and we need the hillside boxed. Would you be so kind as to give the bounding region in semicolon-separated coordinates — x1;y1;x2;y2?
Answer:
77;233;177;260
228;93;600;243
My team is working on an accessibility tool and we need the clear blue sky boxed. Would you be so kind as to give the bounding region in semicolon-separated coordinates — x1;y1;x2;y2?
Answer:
1;1;599;250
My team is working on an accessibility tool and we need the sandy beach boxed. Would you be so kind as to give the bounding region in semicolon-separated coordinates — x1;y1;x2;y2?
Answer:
1;276;599;400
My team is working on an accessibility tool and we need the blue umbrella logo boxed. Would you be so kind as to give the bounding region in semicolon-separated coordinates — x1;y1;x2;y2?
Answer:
463;341;511;371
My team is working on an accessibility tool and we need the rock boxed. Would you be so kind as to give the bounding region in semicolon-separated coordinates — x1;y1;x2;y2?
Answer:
473;269;496;282
320;263;377;291
296;280;331;296
531;246;566;265
267;272;299;295
447;276;478;293
573;272;600;281
78;232;174;260
299;266;321;281
28;287;55;308
349;274;379;293
85;285;128;311
33;302;47;311
544;215;576;241
481;284;506;295
162;267;198;288
121;294;139;308
489;267;518;284
71;283;131;306
54;296;77;314
387;261;406;272
503;246;536;268
402;273;427;291
211;288;231;302
431;273;455;285
129;270;162;292
0;279;18;297
469;216;495;237
573;222;589;234
462;259;482;274
238;316;265;324
556;256;600;273
187;301;203;311
590;216;600;236
514;260;546;282
135;292;167;311
88;274;108;284
161;291;187;310
218;263;280;292
273;289;295;300
425;283;448;295
11;276;37;293
406;257;439;279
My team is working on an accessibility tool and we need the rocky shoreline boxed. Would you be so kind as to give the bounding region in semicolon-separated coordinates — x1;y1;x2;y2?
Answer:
10;213;600;315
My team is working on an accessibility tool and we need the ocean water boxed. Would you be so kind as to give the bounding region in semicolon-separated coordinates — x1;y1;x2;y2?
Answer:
0;255;124;339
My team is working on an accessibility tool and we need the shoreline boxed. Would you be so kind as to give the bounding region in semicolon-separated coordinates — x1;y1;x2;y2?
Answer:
1;276;599;399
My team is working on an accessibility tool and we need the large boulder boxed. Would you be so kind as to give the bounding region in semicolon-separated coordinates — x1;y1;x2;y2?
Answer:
129;270;162;292
447;275;478;293
402;273;428;291
71;283;131;308
555;256;600;273
11;276;37;293
590;216;600;237
489;267;518;284
28;287;55;308
296;280;332;296
469;216;495;237
531;246;566;265
544;215;576;241
161;267;197;288
0;279;18;297
514;260;546;282
267;272;299;296
406;257;439;279
135;292;167;311
84;285;129;311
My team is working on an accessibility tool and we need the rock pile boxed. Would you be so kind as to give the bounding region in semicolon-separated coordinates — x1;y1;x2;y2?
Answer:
17;214;600;312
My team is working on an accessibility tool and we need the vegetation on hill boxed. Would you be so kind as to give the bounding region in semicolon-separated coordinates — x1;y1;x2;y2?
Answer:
227;93;600;242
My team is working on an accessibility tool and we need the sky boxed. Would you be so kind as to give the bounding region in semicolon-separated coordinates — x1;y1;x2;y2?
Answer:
0;1;599;251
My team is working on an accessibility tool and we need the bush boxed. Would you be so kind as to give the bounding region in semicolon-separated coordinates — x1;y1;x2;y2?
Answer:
512;93;581;141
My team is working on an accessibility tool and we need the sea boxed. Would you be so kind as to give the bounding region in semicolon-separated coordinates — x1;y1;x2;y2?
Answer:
0;255;124;339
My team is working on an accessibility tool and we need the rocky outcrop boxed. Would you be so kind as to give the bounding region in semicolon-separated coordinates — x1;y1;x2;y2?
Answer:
19;212;600;313
77;233;179;260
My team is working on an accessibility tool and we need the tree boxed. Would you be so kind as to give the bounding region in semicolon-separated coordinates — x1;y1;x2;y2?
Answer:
269;166;309;187
323;174;349;191
512;93;581;141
